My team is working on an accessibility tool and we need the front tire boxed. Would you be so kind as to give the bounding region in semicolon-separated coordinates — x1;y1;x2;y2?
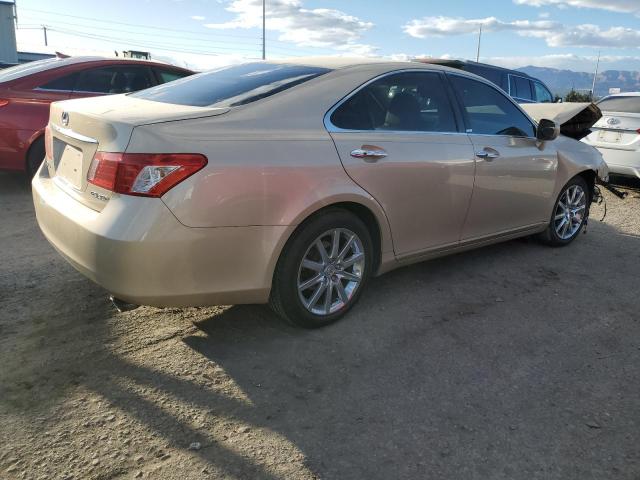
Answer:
269;209;373;328
538;176;590;246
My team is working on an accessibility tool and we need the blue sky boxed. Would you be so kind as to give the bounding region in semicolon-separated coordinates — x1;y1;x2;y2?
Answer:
13;0;640;72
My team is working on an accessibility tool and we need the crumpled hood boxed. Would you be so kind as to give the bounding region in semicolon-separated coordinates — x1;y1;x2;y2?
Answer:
520;102;602;140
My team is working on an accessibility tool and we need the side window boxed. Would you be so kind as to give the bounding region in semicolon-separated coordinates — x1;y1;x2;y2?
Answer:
39;72;78;91
330;72;457;133
156;69;191;84
509;75;533;101
450;75;536;137
534;81;554;103
76;66;154;94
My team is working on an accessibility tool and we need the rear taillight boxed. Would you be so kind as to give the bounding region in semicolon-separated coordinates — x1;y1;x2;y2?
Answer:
44;125;53;160
0;99;8;107
87;153;207;197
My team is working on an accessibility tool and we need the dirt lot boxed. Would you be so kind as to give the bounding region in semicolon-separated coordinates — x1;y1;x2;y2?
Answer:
1;172;639;480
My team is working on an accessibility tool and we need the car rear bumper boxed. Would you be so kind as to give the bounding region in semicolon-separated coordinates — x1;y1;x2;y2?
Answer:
595;148;640;179
32;170;293;307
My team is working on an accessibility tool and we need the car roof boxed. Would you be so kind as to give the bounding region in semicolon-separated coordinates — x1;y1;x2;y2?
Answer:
271;56;455;72
600;92;640;98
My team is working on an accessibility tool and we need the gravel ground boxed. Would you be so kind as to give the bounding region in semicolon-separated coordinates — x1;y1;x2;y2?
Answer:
1;172;639;480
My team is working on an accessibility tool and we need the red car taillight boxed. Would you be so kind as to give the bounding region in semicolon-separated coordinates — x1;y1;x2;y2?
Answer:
87;153;207;197
0;99;9;107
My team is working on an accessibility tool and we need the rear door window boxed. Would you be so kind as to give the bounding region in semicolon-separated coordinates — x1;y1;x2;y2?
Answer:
509;75;533;101
330;71;458;133
450;75;536;137
75;66;154;94
132;62;331;107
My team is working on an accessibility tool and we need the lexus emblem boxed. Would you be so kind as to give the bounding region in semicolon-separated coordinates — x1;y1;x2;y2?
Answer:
606;117;620;126
61;111;69;126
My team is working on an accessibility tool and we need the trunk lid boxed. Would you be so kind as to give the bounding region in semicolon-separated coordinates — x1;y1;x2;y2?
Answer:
587;111;640;151
45;94;229;211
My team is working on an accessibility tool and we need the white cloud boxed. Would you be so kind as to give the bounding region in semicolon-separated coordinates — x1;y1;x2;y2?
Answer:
403;15;640;49
514;0;640;15
204;0;376;54
191;15;206;21
403;16;559;37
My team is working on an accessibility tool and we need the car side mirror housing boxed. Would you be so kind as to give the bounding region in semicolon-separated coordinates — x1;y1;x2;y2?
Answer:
537;119;560;142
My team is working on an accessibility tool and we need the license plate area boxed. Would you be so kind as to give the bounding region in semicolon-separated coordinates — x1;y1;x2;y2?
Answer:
598;130;622;144
56;144;84;190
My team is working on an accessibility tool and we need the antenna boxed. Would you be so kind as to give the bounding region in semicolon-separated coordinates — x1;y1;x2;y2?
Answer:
262;0;266;60
476;23;482;62
591;51;600;101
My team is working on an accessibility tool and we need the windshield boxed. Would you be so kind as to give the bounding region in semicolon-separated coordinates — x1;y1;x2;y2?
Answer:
131;62;332;107
0;58;66;83
597;96;640;114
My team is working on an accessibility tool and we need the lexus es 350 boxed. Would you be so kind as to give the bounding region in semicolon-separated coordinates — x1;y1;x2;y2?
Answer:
33;58;608;328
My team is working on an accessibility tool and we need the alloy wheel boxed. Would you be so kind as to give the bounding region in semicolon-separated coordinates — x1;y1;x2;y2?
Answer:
554;184;587;240
297;228;366;316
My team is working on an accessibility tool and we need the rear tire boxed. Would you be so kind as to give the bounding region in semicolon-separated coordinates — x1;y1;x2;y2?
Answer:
269;209;373;328
538;176;590;246
26;137;45;178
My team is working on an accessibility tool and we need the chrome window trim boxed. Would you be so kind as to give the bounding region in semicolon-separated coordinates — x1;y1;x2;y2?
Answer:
51;123;99;144
323;68;462;135
34;87;74;93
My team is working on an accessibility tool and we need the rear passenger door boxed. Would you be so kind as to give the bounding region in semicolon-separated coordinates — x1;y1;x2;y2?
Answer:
328;70;476;256
448;74;557;240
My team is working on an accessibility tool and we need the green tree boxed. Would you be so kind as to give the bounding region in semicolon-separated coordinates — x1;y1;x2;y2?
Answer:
564;89;592;102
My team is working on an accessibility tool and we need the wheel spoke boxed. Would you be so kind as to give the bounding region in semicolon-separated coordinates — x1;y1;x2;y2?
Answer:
342;252;364;268
555;212;565;221
306;282;326;309
571;205;585;213
337;235;355;261
298;274;323;291
330;229;341;259
323;281;333;314
315;239;329;263
336;281;349;304
338;270;361;282
574;190;585;206
301;259;324;272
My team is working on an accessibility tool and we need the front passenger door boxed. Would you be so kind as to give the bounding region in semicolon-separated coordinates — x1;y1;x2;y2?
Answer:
449;74;558;241
328;71;476;256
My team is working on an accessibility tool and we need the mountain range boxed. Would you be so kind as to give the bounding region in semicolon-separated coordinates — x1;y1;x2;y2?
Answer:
517;66;640;98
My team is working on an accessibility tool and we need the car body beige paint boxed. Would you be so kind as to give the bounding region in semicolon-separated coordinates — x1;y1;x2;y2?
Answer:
33;59;608;307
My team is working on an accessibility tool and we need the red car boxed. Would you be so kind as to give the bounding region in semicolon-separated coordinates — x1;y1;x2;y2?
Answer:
0;56;193;175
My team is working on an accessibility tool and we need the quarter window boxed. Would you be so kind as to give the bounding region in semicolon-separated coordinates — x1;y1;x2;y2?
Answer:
75;66;154;94
509;75;533;101
450;75;536;137
330;72;457;133
156;68;192;84
534;82;554;103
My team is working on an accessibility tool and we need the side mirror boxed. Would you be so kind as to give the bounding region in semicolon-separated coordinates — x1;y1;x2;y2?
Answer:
537;119;560;142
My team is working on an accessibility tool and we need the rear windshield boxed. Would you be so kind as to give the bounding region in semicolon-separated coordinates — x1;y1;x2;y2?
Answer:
0;58;67;83
131;62;331;107
597;96;640;114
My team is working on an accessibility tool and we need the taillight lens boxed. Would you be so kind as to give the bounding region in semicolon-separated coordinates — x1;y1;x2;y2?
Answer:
44;125;53;160
87;153;207;197
0;99;9;107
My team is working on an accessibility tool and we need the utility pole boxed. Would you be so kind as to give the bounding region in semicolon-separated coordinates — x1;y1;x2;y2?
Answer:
591;51;600;101
476;23;482;62
42;25;48;46
262;0;266;60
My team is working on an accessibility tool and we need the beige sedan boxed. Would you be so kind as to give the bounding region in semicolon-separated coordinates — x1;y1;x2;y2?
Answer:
33;58;608;327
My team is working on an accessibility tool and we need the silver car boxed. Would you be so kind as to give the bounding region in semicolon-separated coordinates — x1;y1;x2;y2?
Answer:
33;58;608;327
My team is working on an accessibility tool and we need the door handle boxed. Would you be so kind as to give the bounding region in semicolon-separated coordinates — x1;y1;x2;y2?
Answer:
350;147;388;160
475;148;500;161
